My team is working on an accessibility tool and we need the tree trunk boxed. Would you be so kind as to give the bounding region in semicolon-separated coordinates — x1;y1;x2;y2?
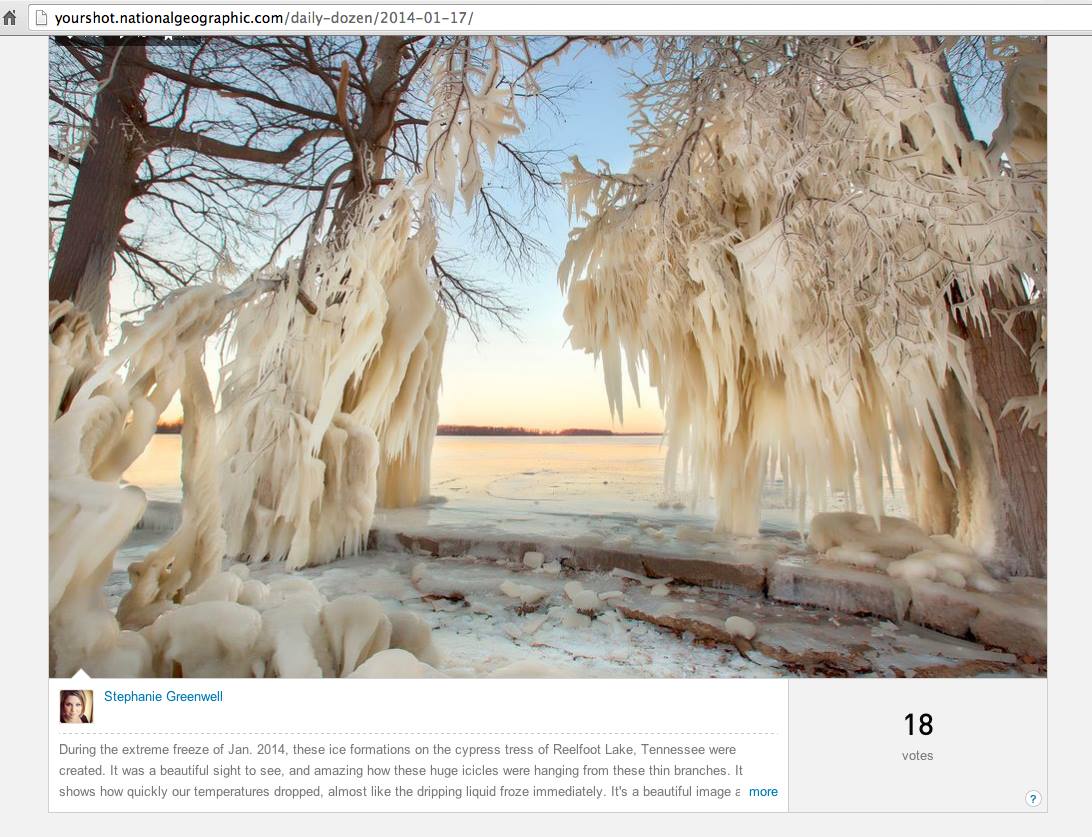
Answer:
49;41;150;332
968;291;1047;576
931;41;1048;576
328;36;404;240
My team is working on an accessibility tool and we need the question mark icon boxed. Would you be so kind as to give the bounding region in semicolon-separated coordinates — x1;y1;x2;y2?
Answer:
1025;790;1042;807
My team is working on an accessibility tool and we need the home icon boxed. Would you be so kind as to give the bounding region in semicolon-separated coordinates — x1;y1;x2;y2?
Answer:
3;10;16;26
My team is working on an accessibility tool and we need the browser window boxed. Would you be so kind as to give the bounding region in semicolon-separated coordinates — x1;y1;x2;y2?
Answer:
5;2;1082;833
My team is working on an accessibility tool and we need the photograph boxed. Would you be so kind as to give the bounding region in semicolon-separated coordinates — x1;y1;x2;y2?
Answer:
59;689;93;724
48;34;1047;680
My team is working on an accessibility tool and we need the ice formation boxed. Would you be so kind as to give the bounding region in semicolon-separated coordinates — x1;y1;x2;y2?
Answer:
143;601;262;678
216;42;532;570
387;611;442;668
49;290;442;678
807;510;1004;592
887;550;1003;593
560;37;1046;566
217;187;446;570
349;648;443;678
988;40;1047;436
50;38;685;679
47;201;455;678
723;616;757;641
321;594;393;676
808;512;937;561
49;289;237;675
500;580;550;609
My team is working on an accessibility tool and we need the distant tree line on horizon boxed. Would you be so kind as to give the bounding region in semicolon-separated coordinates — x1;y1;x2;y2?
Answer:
437;425;618;436
153;421;662;437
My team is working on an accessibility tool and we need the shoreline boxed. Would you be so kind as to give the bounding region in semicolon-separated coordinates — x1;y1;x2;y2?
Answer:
130;499;1047;669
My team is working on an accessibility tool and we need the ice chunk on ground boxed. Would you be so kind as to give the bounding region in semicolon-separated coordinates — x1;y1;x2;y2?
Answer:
142;601;262;677
268;576;323;602
184;571;243;605
523;551;545;569
321;595;392;677
237;579;269;608
349;648;442;678
724;616;757;640
84;630;152;678
388;611;442;667
808;512;936;560
822;546;891;570
887;550;1003;593
255;595;331;678
499;580;549;607
571;589;602;613
561;609;592;629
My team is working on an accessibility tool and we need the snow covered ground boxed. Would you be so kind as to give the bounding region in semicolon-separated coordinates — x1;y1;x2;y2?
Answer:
111;523;1039;678
117;436;1042;678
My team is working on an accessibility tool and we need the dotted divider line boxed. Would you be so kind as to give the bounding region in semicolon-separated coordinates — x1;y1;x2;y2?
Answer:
57;731;781;735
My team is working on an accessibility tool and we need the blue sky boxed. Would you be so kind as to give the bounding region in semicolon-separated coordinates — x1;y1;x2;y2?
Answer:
436;44;668;432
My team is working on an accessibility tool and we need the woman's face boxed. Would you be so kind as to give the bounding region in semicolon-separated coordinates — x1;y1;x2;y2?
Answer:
63;695;83;722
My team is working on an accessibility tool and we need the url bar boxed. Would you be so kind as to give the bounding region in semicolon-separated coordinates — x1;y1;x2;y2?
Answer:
27;4;1092;34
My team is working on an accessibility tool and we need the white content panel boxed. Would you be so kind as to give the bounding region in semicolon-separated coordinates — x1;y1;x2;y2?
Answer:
788;679;1047;813
49;678;788;813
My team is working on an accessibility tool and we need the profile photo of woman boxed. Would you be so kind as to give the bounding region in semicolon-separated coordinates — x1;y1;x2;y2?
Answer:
59;690;91;724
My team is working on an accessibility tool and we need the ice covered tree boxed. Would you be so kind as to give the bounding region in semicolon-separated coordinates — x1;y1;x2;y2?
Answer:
49;290;442;676
560;36;1047;575
50;288;239;673
49;35;618;568
215;36;627;568
48;35;590;336
48;34;594;671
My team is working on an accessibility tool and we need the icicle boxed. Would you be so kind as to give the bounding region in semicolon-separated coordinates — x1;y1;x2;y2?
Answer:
219;187;448;569
49;286;237;674
560;37;1045;564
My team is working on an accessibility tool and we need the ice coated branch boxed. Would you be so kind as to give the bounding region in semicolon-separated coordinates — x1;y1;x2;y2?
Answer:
560;36;1047;575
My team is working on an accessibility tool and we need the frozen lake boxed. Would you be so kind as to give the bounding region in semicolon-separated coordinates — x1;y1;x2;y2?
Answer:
124;433;908;531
